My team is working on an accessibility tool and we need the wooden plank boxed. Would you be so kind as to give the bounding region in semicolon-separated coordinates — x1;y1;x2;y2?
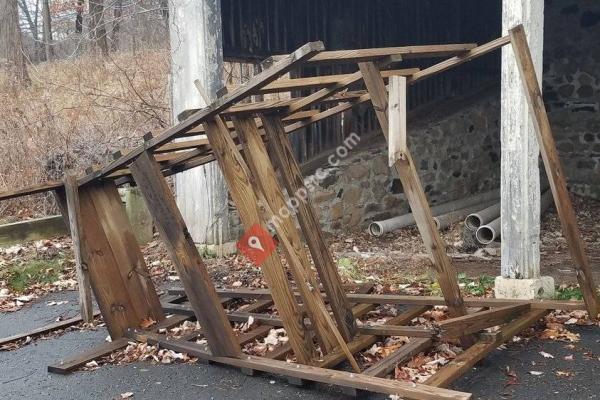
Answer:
47;337;130;374
359;62;472;347
0;181;62;202
259;68;419;94
509;24;600;319
78;42;324;186
358;325;435;338
233;116;341;354
61;176;94;324
238;325;273;346
77;183;154;338
169;287;588;311
437;304;530;339
0;215;67;247
318;306;430;369
426;309;548;388
407;36;511;84
364;338;433;377
308;43;477;64
260;114;357;342
154;314;192;332
388;76;407;166
129;151;240;358
203;117;314;364
129;331;471;400
240;299;274;314
0;311;100;347
87;182;164;325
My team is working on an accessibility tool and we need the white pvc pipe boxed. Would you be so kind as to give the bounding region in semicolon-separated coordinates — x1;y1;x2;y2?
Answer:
369;189;499;237
475;189;553;245
465;203;501;231
433;200;498;231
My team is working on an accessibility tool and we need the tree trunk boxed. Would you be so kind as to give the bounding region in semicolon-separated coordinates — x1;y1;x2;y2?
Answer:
42;0;54;61
89;0;109;56
75;0;84;34
0;0;30;85
111;0;123;52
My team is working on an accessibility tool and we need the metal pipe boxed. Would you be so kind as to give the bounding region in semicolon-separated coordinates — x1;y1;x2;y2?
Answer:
369;189;499;237
465;203;500;231
475;189;553;245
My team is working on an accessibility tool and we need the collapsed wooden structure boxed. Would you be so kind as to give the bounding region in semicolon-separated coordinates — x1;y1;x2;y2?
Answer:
1;25;599;399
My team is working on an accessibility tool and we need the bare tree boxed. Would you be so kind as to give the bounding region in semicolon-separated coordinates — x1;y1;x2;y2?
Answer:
0;0;30;84
42;0;54;61
89;0;109;56
111;0;123;52
75;0;84;34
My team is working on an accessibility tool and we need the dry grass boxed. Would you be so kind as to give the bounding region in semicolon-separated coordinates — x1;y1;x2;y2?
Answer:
0;50;171;219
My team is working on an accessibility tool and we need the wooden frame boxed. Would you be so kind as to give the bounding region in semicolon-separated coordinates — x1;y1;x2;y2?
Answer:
1;25;597;398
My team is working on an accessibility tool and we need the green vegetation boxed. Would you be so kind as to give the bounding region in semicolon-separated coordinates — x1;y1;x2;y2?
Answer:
0;258;63;293
554;286;584;300
457;273;495;296
337;257;367;281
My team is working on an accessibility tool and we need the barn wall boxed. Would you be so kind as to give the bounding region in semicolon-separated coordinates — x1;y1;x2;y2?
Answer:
221;0;502;165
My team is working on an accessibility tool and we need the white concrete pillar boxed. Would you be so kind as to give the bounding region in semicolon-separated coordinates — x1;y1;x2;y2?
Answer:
496;0;554;299
169;0;232;249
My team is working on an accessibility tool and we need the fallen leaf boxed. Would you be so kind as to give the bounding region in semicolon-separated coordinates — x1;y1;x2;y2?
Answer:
120;392;134;399
140;318;157;329
529;371;543;376
540;351;554;359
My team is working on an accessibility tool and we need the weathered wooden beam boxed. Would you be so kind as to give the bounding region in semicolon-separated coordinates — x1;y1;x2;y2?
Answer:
509;24;600;318
260;114;358;342
364;338;433;378
358;325;435;338
77;182;164;338
60;176;94;324
359;62;472;348
168;287;588;311
232;117;344;355
307;43;477;64
426;309;548;388
203;116;314;364
128;331;472;400
0;311;100;348
437;304;530;339
48;337;130;374
318;306;431;369
129;150;240;358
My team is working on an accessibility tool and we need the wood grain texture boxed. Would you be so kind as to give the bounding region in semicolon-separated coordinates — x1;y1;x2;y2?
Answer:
61;175;94;323
233;117;342;355
77;182;162;338
359;62;471;336
426;309;548;388
261;114;357;342
128;331;472;400
509;24;600;319
48;337;130;374
129;151;240;358
364;338;433;377
437;304;530;339
203;116;314;364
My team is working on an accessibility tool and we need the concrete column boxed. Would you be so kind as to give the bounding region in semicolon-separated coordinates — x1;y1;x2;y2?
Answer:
169;0;232;250
496;0;554;299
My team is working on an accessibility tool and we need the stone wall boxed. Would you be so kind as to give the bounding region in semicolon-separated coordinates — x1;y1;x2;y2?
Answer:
544;0;600;199
308;95;501;232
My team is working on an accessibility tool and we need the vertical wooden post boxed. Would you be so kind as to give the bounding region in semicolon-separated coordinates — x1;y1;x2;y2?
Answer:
203;116;315;364
233;117;360;370
358;62;471;327
130;151;241;357
388;76;408;166
56;176;94;323
260;115;358;342
509;24;600;318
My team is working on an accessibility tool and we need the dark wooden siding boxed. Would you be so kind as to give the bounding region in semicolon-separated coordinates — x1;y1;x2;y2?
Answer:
221;0;502;166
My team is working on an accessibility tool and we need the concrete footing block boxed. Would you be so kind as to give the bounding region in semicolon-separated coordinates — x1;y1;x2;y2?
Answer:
494;276;555;300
